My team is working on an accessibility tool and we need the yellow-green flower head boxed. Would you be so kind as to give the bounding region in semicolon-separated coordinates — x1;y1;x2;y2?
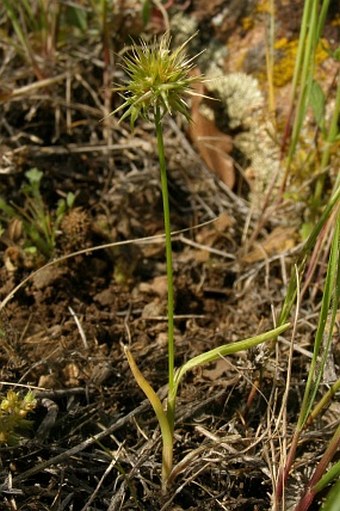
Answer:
113;33;202;127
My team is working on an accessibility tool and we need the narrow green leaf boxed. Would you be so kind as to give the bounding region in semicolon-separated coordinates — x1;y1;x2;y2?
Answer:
66;192;75;209
320;478;340;511
124;347;173;484
314;460;340;496
0;198;16;217
2;0;31;55
174;323;290;389
309;80;326;131
64;5;88;32
298;209;340;427
142;0;151;26
124;347;167;428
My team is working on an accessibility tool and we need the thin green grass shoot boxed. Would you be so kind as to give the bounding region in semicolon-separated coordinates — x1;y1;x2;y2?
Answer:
276;190;340;508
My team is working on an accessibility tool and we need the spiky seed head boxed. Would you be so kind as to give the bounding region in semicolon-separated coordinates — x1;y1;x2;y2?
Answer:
112;33;202;127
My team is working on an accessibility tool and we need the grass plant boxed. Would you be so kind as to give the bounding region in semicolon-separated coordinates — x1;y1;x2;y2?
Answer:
272;1;340;504
275;190;340;510
2;0;60;79
0;168;74;260
2;0;91;79
110;33;290;492
280;0;339;206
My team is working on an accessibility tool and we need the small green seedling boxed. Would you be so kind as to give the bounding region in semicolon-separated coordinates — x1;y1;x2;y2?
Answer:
111;33;290;492
0;168;75;260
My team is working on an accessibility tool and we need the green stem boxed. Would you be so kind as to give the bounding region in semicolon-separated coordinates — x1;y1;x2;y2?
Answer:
294;424;340;511
287;0;317;162
154;106;175;433
282;0;330;185
314;72;340;204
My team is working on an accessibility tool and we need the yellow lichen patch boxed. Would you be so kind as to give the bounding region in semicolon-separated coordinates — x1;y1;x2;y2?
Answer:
241;16;254;31
255;37;330;87
273;38;329;87
331;14;340;27
256;0;273;14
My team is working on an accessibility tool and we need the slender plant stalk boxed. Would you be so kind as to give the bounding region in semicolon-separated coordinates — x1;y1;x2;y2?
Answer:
287;0;318;160
154;106;175;431
297;208;340;427
294;424;340;511
154;104;176;488
314;73;340;203
276;203;340;503
277;184;340;328
280;0;313;162
306;378;340;426
281;0;331;190
314;460;340;499
265;0;276;114
110;34;293;493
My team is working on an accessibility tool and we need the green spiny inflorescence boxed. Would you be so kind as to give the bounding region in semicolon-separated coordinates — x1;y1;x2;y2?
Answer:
113;33;202;127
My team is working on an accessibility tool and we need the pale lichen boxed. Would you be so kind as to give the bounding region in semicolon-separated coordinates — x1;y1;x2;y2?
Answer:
205;67;282;203
170;12;198;48
170;12;227;72
205;67;263;128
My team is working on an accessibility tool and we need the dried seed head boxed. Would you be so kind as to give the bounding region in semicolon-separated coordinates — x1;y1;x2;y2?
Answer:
60;207;91;251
